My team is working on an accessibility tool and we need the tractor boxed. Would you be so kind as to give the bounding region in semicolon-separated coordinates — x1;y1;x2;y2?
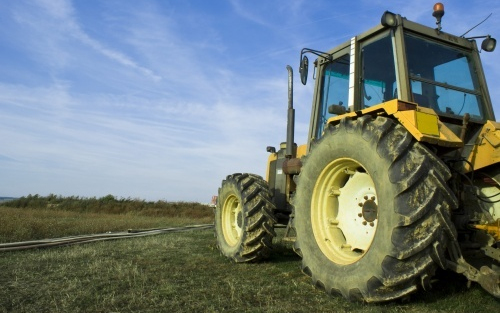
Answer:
215;3;500;302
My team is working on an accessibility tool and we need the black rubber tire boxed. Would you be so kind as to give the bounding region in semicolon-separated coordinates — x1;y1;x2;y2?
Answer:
293;115;458;302
215;173;277;262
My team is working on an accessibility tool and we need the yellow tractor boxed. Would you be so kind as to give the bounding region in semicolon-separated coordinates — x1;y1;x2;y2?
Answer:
215;3;500;302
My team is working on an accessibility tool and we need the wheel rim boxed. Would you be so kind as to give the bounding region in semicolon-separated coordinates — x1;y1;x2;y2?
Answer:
477;177;500;221
221;194;243;246
311;158;378;265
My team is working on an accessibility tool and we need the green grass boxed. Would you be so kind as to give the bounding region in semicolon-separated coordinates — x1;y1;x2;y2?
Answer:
0;197;499;312
1;230;499;313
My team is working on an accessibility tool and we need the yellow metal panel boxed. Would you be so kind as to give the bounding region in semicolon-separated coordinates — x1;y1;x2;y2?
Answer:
392;109;462;147
466;120;500;172
326;99;462;148
394;110;420;139
415;111;439;136
265;153;278;182
296;144;307;158
484;129;500;147
434;121;463;147
327;99;415;124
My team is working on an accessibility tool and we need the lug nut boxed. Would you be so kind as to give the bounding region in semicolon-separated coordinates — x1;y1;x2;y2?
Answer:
370;222;374;227
362;221;367;225
358;213;363;217
358;202;363;207
330;189;341;196
364;195;369;200
371;196;376;201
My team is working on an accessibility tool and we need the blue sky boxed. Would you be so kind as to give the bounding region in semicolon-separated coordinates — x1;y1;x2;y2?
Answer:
1;0;500;202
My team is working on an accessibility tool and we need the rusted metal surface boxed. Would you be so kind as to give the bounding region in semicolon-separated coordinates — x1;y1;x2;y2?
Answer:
282;157;302;175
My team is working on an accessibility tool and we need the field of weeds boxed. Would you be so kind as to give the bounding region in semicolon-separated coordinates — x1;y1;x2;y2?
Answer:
0;196;499;312
0;194;213;243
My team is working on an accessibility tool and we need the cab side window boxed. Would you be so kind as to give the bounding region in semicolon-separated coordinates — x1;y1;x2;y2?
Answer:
361;33;397;107
316;54;350;138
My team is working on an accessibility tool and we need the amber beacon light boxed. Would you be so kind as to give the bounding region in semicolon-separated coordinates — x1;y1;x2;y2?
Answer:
433;2;445;32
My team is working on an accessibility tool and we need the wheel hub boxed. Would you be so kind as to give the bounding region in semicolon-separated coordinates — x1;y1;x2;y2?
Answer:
362;198;378;223
312;158;379;265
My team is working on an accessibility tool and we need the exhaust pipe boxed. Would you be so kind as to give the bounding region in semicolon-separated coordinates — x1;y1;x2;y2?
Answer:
283;65;302;175
286;65;295;158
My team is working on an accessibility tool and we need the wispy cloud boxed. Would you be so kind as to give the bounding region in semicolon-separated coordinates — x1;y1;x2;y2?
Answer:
228;0;274;28
12;0;161;81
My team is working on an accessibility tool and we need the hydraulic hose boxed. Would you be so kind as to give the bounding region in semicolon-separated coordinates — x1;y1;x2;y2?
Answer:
0;224;214;252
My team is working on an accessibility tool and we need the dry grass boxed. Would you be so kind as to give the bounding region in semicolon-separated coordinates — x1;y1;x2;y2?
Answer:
0;195;213;243
1;194;211;217
0;206;213;243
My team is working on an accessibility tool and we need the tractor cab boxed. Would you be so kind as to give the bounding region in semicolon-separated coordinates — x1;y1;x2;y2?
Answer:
301;5;496;151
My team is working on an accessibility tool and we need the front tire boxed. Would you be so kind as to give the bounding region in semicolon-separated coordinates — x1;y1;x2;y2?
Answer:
294;116;458;302
215;173;277;262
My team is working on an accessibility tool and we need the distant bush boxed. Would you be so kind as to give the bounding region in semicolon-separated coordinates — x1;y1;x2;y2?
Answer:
1;194;212;218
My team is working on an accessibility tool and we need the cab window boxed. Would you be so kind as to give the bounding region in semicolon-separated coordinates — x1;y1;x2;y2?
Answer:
360;33;397;107
316;54;350;138
405;33;483;119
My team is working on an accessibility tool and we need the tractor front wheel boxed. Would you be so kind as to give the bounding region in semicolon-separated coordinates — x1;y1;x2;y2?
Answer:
215;173;277;262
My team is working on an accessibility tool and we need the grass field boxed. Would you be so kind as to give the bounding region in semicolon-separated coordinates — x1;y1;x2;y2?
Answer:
0;195;213;243
0;196;499;312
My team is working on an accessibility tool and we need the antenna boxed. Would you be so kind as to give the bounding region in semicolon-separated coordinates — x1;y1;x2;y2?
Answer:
460;13;493;38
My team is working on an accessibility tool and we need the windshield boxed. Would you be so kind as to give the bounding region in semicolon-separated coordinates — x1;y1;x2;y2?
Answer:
404;33;484;120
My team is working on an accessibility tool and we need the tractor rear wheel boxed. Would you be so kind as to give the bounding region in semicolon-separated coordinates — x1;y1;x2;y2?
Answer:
215;173;277;262
293;116;458;302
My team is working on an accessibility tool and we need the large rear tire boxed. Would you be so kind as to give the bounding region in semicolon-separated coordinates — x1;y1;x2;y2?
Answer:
215;173;277;262
293;116;458;302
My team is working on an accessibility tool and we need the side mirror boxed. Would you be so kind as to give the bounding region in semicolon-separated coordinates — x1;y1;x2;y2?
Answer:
266;146;276;153
482;36;496;52
299;55;309;85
